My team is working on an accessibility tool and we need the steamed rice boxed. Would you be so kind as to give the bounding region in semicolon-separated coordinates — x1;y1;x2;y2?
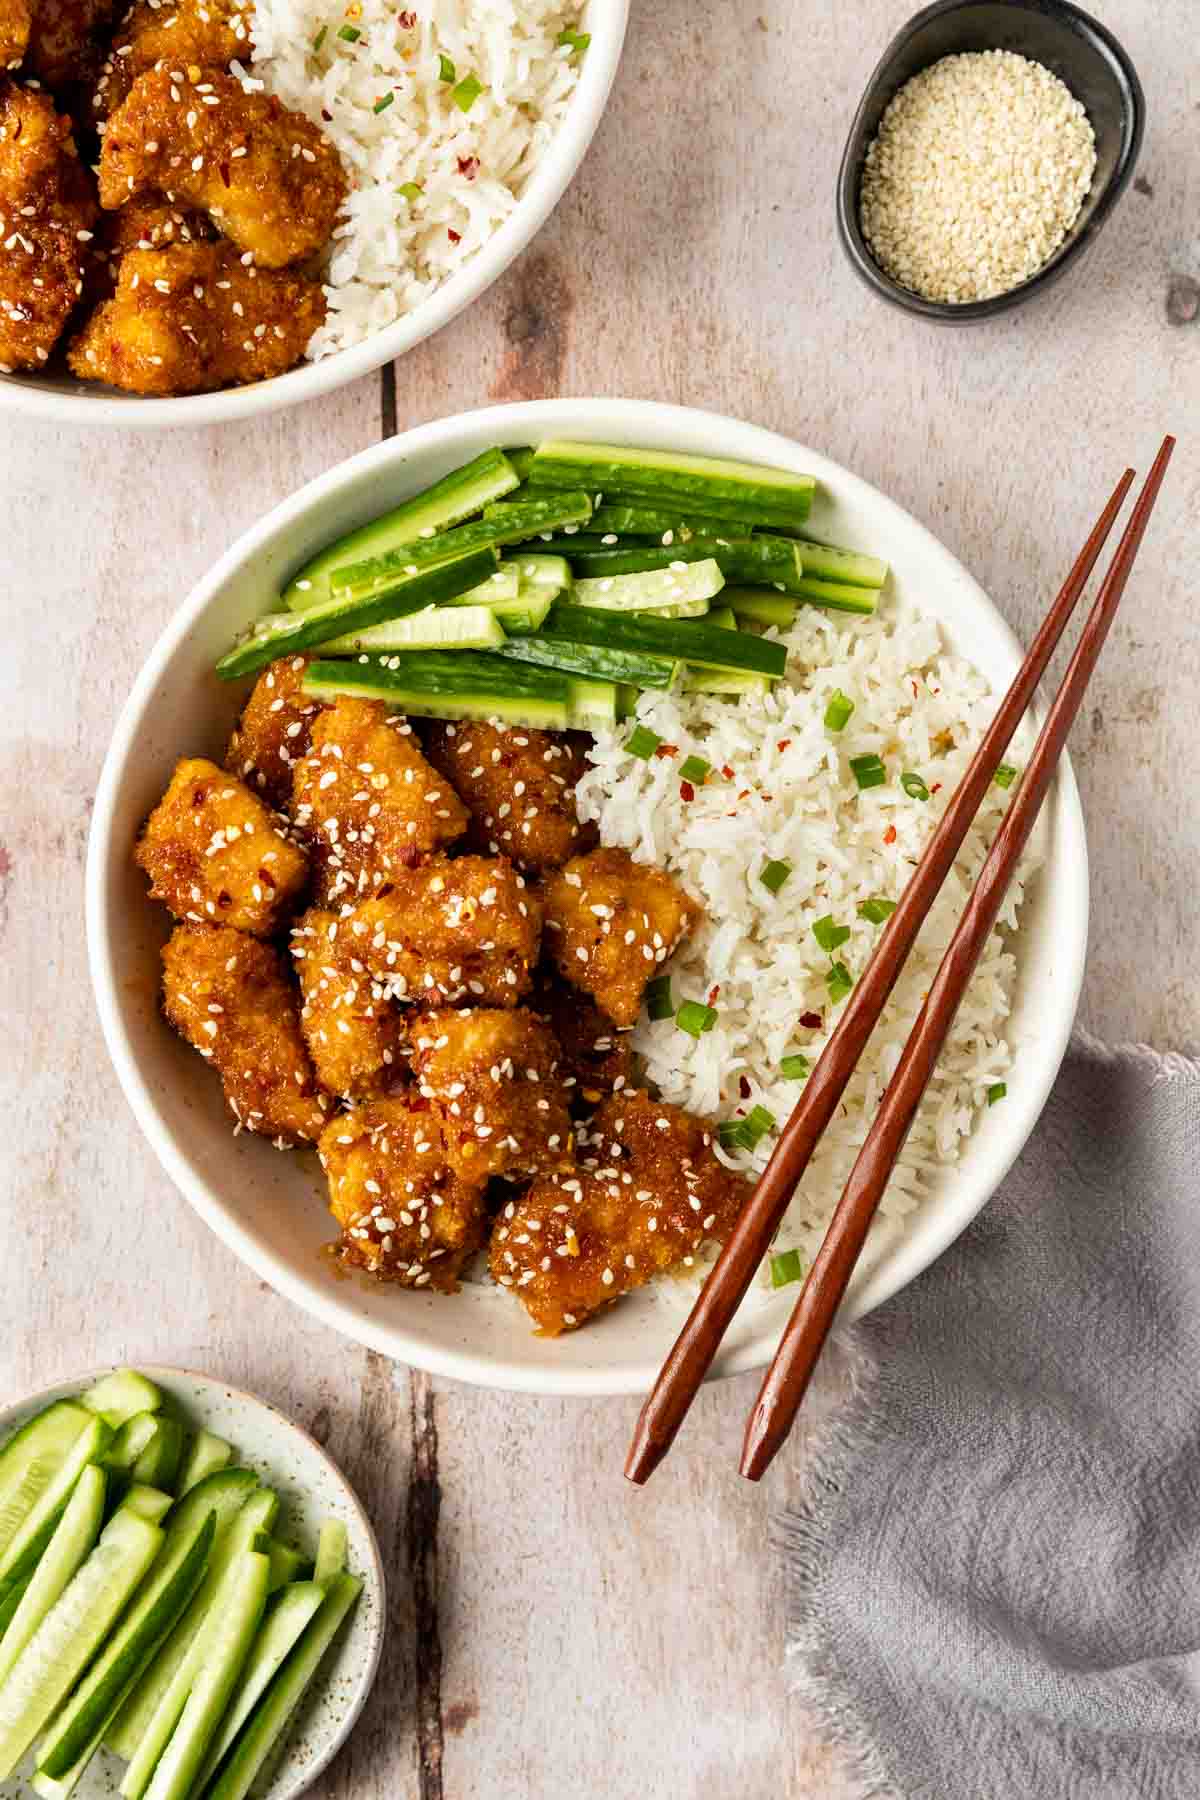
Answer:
576;596;1038;1291
241;0;585;359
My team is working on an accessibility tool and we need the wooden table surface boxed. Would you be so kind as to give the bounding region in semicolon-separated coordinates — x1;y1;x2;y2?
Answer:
1;1;1196;1794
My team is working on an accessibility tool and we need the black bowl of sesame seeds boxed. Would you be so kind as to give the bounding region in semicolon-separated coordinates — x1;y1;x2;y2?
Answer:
836;0;1144;321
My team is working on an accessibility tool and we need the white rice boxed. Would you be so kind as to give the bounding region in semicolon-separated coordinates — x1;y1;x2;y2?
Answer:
576;596;1038;1292
241;0;585;358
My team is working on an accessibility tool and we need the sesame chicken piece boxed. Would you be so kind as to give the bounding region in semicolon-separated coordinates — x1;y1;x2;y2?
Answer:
162;923;329;1144
136;756;308;937
542;846;699;1029
0;0;31;70
420;720;597;874
68;241;325;395
91;0;252;122
291;908;407;1101
225;655;324;810
320;1099;490;1294
408;1007;574;1184
25;0;116;90
490;1089;751;1334
347;854;541;1010
291;699;469;909
98;67;345;269
529;970;633;1103
0;82;96;373
85;192;213;301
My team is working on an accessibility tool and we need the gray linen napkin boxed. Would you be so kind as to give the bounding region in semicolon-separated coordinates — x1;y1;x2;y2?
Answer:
778;1034;1200;1800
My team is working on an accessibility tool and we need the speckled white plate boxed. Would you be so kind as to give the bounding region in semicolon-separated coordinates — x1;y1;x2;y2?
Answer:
0;1366;385;1800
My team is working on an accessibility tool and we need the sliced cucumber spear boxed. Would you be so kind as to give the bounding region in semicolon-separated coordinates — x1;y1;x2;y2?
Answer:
503;551;573;592
282;447;520;611
0;1504;163;1780
0;1415;110;1586
509;603;788;679
590;502;742;541
264;1542;309;1594
303;653;574;733
319;603;507;655
525;440;816;528
568;558;725;614
105;1415;160;1477
176;1433;233;1499
203;1572;362;1800
0;1464;105;1690
81;1373;164;1430
312;1520;347;1589
768;533;888;589
454;565;520;605
193;1582;324;1795
723;589;797;629
0;1404;92;1568
131;1418;183;1493
122;1486;173;1525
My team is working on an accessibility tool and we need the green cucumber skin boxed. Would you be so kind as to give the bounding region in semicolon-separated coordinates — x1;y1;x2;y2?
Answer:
0;1405;92;1564
105;1415;160;1475
523;603;787;679
194;1583;324;1791
0;1466;105;1688
81;1374;164;1429
312;1520;347;1588
131;1417;183;1492
591;503;745;541
723;590;797;629
562;537;803;593
332;492;592;599
175;1436;233;1499
304;651;570;703
762;533;888;589
303;664;572;731
789;574;879;615
0;1576;30;1639
503;447;535;481
526;440;815;525
0;1417;111;1585
216;548;498;682
282;448;519;610
264;1544;309;1594
497;635;680;690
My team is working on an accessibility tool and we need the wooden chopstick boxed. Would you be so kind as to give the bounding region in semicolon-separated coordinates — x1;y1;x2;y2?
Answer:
739;435;1176;1482
624;462;1142;1488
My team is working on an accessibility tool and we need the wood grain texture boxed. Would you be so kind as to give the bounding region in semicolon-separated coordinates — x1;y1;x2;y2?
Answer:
0;0;1196;1794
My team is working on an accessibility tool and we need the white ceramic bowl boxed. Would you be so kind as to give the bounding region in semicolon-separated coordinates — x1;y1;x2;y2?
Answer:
0;1365;385;1800
86;398;1089;1395
0;2;627;430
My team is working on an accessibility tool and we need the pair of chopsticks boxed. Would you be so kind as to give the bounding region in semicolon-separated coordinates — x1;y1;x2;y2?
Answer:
626;436;1176;1488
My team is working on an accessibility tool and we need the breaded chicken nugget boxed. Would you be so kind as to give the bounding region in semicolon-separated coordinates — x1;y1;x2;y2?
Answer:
408;1006;573;1184
529;970;632;1103
291;907;407;1101
225;655;324;810
0;0;32;70
137;756;308;936
162;922;329;1144
421;720;595;874
91;0;251;122
542;846;699;1028
320;1098;490;1293
69;240;324;395
25;0;115;89
0;82;95;372
291;699;468;908
490;1089;750;1334
99;67;344;268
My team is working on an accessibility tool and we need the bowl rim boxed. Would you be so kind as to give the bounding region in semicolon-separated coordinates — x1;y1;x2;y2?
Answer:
835;0;1146;323
0;1363;386;1800
85;396;1090;1396
0;0;628;430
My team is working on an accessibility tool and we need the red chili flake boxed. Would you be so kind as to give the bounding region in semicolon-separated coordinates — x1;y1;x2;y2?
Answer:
738;1074;752;1100
654;743;678;759
800;1011;823;1030
721;764;734;780
777;739;792;752
321;107;333;122
737;788;751;800
456;155;479;179
447;227;461;243
931;782;942;794
707;985;721;1005
883;824;897;845
679;781;695;803
911;679;919;697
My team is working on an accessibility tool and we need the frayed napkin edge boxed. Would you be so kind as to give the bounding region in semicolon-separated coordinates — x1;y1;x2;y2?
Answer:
1071;1026;1200;1084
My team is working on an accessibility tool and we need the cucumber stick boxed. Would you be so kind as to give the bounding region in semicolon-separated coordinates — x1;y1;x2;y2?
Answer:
134;1552;270;1800
329;491;592;603
773;533;889;588
122;1487;173;1525
105;1416;160;1476
0;1404;92;1566
569;559;724;613
0;1465;105;1689
503;551;572;592
205;1573;362;1800
455;566;520;604
319;604;506;655
283;448;520;611
106;1489;278;1765
0;1416;110;1585
304;653;574;733
193;1583;323;1791
723;589;797;629
526;440;816;527
81;1374;164;1430
264;1543;309;1594
132;1418;183;1492
312;1520;347;1588
0;1507;162;1779
0;1578;30;1640
509;603;787;679
567;681;618;731
176;1435;232;1499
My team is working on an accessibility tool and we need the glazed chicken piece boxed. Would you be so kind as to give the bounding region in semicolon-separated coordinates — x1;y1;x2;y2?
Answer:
0;82;96;373
346;855;541;1009
421;720;596;875
162;923;330;1144
291;699;469;908
0;0;32;70
530;970;632;1103
320;1099;490;1293
408;1007;574;1184
136;756;308;937
69;241;325;395
91;0;251;122
99;67;345;268
491;1089;751;1335
87;192;213;299
291;908;407;1101
542;846;699;1028
25;0;116;89
225;656;324;810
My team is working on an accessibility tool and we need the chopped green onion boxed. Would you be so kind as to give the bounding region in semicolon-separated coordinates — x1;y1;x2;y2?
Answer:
987;1081;1007;1105
994;763;1018;790
626;724;661;760
827;961;853;1004
760;858;792;895
337;23;360;41
373;90;395;112
676;1000;718;1038
769;1248;805;1288
901;771;930;801
451;72;483;111
812;914;850;953
823;689;854;732
437;51;455;79
780;1054;810;1081
556;26;590;50
312;24;327;49
857;897;897;925
718;1118;752;1151
397;180;423;202
849;753;886;791
645;975;673;1022
746;1104;776;1141
679;754;710;784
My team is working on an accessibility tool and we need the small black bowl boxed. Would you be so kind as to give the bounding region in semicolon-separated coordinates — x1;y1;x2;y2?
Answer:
836;0;1145;322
